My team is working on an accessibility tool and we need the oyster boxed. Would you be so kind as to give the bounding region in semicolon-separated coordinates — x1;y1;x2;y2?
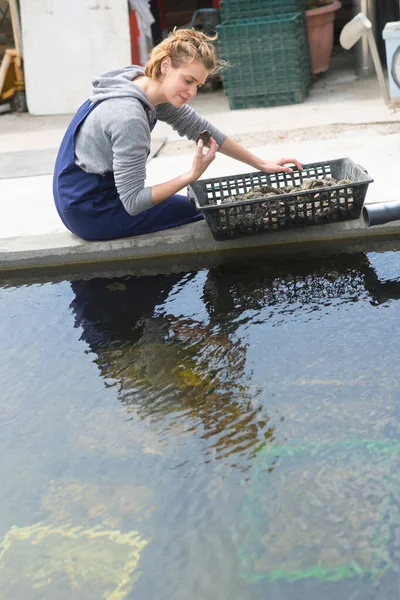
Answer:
196;129;212;147
215;176;356;231
222;177;353;203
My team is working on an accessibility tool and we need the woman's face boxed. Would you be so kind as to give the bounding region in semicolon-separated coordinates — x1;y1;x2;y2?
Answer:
160;58;209;107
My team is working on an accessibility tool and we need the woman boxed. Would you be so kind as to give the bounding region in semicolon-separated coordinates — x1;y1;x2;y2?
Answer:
53;28;302;241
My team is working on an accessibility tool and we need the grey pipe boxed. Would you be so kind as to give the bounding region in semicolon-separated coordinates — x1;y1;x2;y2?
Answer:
363;201;400;226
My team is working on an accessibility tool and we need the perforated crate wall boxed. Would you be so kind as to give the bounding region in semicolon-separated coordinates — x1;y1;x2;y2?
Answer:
188;159;374;241
217;13;313;106
220;0;306;22
224;89;308;109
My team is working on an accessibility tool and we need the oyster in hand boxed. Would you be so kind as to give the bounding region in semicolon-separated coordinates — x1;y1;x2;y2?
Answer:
196;130;212;147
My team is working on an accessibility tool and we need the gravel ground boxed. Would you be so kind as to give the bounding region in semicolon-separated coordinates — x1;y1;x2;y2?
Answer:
157;122;400;156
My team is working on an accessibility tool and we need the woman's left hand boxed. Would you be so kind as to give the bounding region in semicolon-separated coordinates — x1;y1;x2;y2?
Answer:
257;157;303;174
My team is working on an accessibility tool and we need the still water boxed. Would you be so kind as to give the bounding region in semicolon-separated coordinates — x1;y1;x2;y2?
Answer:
1;250;400;599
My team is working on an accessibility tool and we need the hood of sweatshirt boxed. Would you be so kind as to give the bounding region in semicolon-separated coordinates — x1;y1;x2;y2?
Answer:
90;66;155;114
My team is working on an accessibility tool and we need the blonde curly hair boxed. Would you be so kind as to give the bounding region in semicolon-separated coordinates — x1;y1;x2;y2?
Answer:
145;28;226;80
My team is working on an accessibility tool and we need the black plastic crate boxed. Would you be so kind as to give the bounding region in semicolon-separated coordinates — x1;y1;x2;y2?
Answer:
188;159;374;241
220;0;306;22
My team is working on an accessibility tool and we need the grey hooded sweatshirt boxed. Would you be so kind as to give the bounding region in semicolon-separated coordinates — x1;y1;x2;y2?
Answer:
75;66;227;216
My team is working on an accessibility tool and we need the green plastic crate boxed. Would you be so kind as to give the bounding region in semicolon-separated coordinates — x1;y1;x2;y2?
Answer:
217;11;308;41
220;0;305;22
222;76;308;95
220;45;311;90
217;14;312;85
225;88;308;110
217;13;313;107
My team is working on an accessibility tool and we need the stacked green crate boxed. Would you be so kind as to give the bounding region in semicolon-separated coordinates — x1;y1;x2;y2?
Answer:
217;1;313;110
219;0;305;22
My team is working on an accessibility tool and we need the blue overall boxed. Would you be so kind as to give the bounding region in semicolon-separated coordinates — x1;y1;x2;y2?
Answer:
53;99;203;241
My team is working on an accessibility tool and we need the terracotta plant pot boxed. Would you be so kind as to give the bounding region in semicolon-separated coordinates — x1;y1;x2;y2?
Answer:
306;1;342;74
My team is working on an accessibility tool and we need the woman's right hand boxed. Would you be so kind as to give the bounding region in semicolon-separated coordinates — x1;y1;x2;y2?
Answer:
189;137;218;181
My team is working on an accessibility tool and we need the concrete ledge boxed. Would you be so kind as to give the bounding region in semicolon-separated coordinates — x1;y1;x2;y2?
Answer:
1;217;400;274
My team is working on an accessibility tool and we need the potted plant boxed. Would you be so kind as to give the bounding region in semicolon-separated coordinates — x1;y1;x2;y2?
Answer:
305;0;342;74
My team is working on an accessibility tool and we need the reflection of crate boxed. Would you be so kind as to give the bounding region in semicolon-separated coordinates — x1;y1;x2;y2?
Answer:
217;13;313;109
188;159;374;241
220;0;305;22
237;438;398;584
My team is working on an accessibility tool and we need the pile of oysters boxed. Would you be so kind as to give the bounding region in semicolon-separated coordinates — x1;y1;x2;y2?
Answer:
217;176;355;230
222;177;353;203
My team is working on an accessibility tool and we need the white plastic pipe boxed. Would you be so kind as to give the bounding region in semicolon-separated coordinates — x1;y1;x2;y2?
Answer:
340;12;391;106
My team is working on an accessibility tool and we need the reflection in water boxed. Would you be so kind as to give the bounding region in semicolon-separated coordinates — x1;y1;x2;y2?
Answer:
2;250;400;598
69;253;400;465
70;273;274;464
4;247;400;600
202;252;400;316
41;479;155;529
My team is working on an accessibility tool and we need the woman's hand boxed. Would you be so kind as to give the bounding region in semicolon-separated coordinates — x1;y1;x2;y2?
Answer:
257;157;303;174
151;137;218;205
189;137;219;180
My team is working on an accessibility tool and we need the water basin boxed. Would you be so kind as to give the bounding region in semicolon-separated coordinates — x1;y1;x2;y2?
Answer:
1;249;400;599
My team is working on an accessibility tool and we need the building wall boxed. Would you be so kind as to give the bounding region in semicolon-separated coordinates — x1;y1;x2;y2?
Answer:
20;0;131;115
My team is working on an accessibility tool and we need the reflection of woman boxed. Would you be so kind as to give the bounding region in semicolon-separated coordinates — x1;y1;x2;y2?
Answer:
70;273;187;349
69;273;272;461
68;254;400;461
69;272;248;399
53;28;301;241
